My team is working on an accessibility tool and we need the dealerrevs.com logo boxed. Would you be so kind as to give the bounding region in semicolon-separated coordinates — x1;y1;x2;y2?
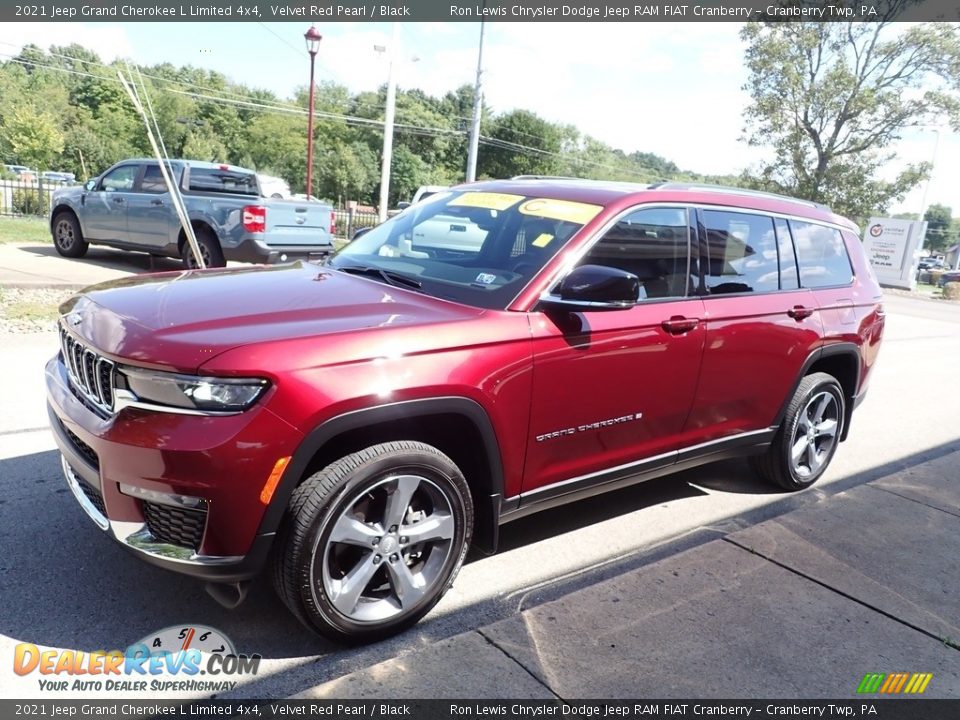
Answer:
13;625;260;693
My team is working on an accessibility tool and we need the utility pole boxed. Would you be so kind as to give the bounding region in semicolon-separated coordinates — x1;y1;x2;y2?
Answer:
465;17;486;182
378;22;400;224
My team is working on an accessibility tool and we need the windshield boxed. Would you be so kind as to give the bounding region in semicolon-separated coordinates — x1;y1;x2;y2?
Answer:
328;190;602;309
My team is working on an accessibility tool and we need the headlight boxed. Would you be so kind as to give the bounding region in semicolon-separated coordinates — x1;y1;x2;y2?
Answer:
118;366;268;413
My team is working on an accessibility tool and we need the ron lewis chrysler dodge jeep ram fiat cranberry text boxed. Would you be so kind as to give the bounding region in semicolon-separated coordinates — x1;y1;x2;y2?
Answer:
46;179;885;642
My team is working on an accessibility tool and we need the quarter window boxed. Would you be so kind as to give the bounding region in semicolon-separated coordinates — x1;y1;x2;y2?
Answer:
790;220;853;288
701;210;779;294
579;207;690;300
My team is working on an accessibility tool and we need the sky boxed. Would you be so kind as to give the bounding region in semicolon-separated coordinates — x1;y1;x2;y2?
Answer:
1;20;957;218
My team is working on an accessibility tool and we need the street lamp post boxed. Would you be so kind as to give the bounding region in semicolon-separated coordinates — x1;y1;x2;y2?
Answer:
304;25;322;200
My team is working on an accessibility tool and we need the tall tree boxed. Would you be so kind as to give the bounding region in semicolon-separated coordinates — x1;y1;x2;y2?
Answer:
741;12;960;220
923;203;954;254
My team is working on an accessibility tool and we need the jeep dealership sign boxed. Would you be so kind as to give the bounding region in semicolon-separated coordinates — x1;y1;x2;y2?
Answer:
862;217;927;289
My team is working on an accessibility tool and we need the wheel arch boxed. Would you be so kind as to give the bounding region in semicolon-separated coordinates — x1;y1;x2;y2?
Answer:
50;204;82;235
774;343;861;442
260;397;506;554
176;219;219;254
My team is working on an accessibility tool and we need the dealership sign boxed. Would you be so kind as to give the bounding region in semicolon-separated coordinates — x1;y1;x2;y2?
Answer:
862;217;927;289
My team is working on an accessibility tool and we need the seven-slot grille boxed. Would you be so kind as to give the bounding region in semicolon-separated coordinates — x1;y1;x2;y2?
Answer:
59;323;115;412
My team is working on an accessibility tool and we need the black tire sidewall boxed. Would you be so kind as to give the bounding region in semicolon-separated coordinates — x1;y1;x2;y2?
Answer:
295;447;472;642
780;374;844;489
182;229;225;268
52;212;87;258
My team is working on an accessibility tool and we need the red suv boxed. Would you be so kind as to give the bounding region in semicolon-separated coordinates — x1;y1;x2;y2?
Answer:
46;179;885;642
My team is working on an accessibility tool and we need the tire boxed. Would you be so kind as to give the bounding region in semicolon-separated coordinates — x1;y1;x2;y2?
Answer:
272;441;474;643
181;228;225;269
752;372;845;491
52;211;89;258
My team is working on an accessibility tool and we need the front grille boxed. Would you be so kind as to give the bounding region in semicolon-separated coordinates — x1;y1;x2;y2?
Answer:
59;324;115;413
143;501;207;551
76;475;106;517
61;422;100;470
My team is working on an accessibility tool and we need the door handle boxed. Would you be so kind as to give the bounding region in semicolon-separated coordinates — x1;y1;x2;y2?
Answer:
787;305;814;321
112;197;124;204
661;316;699;334
150;199;164;206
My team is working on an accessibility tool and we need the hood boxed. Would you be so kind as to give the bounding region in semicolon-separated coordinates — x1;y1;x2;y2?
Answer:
61;262;484;371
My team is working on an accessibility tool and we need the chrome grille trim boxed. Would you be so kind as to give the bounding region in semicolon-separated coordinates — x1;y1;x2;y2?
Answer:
59;323;115;414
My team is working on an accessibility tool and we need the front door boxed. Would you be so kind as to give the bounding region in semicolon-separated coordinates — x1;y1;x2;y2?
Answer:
84;164;138;241
523;206;705;499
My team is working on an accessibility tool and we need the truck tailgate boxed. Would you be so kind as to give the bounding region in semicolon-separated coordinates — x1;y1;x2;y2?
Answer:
264;200;332;246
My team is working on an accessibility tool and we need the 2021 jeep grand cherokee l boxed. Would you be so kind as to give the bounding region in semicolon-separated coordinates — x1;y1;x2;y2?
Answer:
46;178;884;642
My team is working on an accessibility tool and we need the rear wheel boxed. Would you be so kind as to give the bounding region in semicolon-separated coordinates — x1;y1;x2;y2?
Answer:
272;441;473;643
752;372;845;491
52;211;88;258
181;228;225;269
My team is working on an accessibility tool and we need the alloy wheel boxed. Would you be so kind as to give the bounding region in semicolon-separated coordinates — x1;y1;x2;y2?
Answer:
55;220;75;251
790;391;839;478
311;474;456;624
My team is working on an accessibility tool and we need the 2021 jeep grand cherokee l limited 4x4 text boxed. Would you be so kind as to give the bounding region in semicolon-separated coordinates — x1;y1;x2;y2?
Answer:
46;179;884;642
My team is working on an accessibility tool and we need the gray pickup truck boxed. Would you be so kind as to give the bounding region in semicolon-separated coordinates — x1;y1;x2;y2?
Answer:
49;159;335;267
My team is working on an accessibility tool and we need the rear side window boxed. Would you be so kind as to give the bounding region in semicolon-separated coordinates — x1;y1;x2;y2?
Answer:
790;220;853;288
140;165;167;193
582;207;690;300
701;210;779;294
187;167;258;196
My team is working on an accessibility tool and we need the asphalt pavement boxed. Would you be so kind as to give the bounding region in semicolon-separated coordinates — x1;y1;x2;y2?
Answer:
0;245;958;701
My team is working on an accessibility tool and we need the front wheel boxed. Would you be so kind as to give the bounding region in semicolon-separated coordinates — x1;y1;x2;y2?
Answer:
752;372;845;491
272;441;474;643
52;212;89;258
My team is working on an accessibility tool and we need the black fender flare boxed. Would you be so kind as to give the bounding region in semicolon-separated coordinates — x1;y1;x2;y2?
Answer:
773;342;862;441
257;396;506;550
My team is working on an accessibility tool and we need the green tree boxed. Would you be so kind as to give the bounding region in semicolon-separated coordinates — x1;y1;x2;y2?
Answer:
479;109;562;179
1;105;64;169
923;203;954;254
741;15;960;220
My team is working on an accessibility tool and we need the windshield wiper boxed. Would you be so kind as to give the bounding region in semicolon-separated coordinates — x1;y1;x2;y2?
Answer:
336;264;423;290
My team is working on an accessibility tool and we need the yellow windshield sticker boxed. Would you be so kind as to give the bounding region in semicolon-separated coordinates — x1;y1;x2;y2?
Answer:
519;198;602;225
531;233;554;248
449;192;524;211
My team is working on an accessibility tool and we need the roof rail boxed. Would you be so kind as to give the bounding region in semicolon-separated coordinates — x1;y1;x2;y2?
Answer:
510;175;584;181
648;181;831;212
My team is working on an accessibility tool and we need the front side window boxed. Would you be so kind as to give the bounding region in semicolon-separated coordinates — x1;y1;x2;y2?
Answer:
101;166;136;192
577;207;691;300
790;220;853;288
329;190;601;310
701;210;779;294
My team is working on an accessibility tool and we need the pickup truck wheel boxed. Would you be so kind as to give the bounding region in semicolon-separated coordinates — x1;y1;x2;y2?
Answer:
272;441;473;643
181;229;225;269
52;212;88;258
752;372;844;491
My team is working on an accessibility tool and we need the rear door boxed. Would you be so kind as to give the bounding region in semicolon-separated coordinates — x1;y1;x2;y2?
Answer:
124;163;173;250
523;206;705;498
682;209;823;444
83;164;138;241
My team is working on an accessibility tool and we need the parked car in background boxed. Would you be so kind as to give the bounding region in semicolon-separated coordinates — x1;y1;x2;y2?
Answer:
41;171;77;185
257;173;291;199
938;269;960;287
4;164;39;181
47;178;884;642
49;159;335;267
918;257;948;271
397;185;449;211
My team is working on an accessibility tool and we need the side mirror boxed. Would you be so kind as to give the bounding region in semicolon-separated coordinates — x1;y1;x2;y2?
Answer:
84;179;97;191
396;201;411;211
540;264;639;312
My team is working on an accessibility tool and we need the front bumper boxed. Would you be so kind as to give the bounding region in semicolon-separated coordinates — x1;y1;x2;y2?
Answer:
45;354;300;582
226;235;334;265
